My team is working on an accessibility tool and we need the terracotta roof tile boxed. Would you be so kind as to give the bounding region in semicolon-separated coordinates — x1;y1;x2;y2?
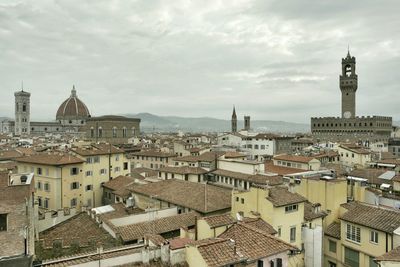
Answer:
16;153;84;166
273;154;317;164
115;212;197;242
102;175;135;191
376;246;400;262
130;179;231;213
266;187;307;207
325;221;341;239
340;202;400;233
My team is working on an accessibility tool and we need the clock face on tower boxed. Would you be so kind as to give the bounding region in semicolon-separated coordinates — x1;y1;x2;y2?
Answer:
343;111;352;119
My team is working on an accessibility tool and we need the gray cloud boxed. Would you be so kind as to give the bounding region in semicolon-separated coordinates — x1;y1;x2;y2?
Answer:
0;0;399;123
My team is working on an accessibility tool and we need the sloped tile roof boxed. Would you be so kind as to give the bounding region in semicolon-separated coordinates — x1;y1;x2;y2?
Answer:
15;153;84;166
340;202;400;233
325;221;341;239
375;246;400;262
115;212;197;242
130;179;231;213
266;187;307;207
193;223;296;266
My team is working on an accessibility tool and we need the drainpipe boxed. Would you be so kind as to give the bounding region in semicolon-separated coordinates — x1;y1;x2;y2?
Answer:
60;166;63;208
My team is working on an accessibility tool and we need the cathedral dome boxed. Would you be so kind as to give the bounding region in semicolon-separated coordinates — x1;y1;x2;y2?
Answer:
56;86;90;121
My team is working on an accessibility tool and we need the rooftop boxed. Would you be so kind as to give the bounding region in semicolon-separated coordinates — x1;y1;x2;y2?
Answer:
15;153;84;166
266;187;307;207
340;202;400;233
131;179;231;214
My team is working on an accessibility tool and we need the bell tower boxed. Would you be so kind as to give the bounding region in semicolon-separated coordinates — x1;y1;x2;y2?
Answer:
231;106;237;133
340;50;358;118
14;86;31;136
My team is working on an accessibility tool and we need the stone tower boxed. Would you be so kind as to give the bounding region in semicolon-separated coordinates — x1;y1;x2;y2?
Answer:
340;50;358;118
231;106;237;133
14;88;31;136
244;116;250;131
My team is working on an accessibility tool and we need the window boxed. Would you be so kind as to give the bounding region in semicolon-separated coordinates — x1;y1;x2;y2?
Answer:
86;171;93;177
114;167;120;172
285;204;298;213
100;168;107;175
44;183;50;192
346;224;361;243
70;198;77;207
276;259;282;267
290;226;296;242
257;260;263;267
37;181;42;190
44;198;49;209
37;197;42;207
94;156;100;163
0;214;7;231
70;167;79;175
112;127;117;138
90;127;94;138
98;127;103;138
115;155;120;161
71;182;79;190
123;162;128;170
37;167;42;175
122;127;127;138
22;103;26;112
344;247;359;267
370;230;378;244
241;198;244;204
236;197;239;202
329;240;337;253
86;185;93;191
86;157;93;164
328;261;337;267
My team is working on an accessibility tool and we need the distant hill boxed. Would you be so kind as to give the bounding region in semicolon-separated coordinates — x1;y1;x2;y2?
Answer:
123;113;310;134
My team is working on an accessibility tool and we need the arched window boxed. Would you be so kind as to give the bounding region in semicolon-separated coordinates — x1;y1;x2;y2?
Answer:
112;127;117;138
90;127;95;138
122;127;127;138
22;103;26;112
98;127;103;138
131;127;136;136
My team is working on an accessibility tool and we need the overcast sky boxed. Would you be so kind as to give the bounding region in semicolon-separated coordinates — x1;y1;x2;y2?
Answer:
0;0;399;123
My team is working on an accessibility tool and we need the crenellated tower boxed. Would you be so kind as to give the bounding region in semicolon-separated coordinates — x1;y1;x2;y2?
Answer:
340;50;358;118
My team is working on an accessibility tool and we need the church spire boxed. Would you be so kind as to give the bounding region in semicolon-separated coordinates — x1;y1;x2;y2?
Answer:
231;105;237;133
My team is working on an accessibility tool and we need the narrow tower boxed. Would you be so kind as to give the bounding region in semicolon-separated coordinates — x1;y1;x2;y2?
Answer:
340;50;358;118
231;106;237;133
244;116;250;131
14;87;31;136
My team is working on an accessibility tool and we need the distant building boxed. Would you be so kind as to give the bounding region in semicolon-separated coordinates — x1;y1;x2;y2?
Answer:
244;115;250;131
3;86;141;138
81;115;140;144
311;51;392;144
231;105;237;133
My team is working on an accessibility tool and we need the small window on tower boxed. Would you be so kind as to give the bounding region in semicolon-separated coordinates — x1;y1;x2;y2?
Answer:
22;103;27;112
